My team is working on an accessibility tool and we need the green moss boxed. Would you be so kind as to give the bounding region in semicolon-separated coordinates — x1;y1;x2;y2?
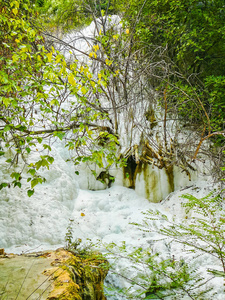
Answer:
143;163;158;202
145;107;158;129
123;156;138;188
165;165;174;193
60;253;108;300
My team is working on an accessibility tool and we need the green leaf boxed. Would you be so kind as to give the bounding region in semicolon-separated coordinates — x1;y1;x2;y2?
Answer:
43;144;52;151
3;98;11;107
50;99;59;106
26;147;31;153
37;137;43;143
26;137;33;143
28;168;36;176
47;156;54;164
0;183;8;190
81;86;87;94
27;189;34;197
10;172;21;180
13;181;21;188
31;178;40;189
4;125;11;132
35;160;43;170
54;131;66;140
208;269;225;277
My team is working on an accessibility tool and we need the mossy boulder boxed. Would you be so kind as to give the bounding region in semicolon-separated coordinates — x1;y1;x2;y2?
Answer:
0;248;108;300
46;248;108;300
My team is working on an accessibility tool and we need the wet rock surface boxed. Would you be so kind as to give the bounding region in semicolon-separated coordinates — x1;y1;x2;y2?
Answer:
0;248;108;300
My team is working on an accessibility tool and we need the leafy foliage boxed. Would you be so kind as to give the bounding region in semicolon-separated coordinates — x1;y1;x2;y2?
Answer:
135;192;225;278
0;0;123;195
64;219;98;258
1;0;224;195
103;242;211;299
101;191;225;299
121;0;225;141
36;0;121;31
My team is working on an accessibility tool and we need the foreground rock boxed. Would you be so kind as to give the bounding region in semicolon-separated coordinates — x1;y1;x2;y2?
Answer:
0;248;108;300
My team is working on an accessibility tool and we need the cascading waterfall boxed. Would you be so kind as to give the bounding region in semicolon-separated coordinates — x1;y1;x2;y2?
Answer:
0;16;224;300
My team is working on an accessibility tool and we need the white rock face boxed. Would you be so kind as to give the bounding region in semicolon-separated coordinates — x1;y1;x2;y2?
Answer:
135;163;207;202
73;159;208;202
135;165;173;202
0;142;79;252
